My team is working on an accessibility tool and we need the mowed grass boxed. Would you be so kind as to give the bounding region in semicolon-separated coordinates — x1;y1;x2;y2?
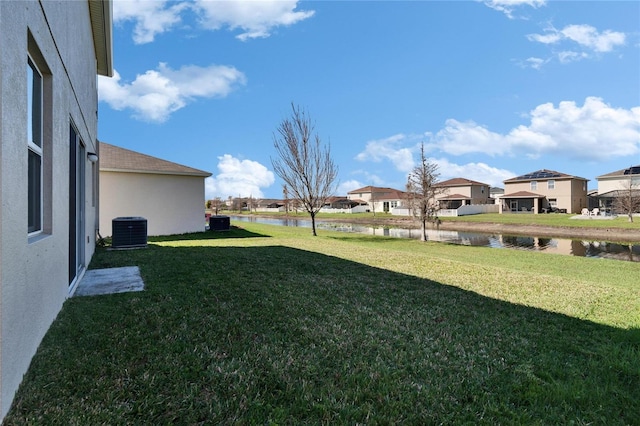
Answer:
5;222;640;424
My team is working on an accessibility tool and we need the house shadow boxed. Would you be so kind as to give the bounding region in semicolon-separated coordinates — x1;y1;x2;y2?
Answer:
147;226;271;243
9;243;640;424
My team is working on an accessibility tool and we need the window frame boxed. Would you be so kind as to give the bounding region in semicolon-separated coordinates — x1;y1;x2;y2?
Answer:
547;180;555;190
27;56;43;236
530;181;537;191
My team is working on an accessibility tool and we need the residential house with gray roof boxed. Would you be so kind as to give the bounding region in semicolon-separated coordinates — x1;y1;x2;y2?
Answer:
99;142;211;236
595;165;640;214
501;169;588;214
434;178;492;209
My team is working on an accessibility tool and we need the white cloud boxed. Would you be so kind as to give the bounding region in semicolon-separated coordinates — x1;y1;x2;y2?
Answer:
432;97;640;161
557;51;589;64
522;57;549;70
337;180;364;196
205;154;275;199
528;24;626;53
355;134;416;173
98;64;246;122
193;0;315;41
430;119;507;156
112;0;314;43
560;25;626;52
113;0;188;44
433;158;516;188
482;0;546;19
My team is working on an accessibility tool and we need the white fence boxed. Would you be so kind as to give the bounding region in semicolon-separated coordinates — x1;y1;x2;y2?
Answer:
391;208;411;216
319;205;370;214
392;204;498;217
256;206;371;214
255;207;285;213
441;204;498;216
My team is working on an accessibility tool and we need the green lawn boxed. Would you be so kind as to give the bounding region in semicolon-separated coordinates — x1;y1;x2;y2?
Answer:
5;222;639;424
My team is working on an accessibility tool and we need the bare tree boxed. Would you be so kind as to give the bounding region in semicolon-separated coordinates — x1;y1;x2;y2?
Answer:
613;176;640;222
370;186;376;218
406;143;443;241
271;104;338;236
283;184;289;216
211;197;223;215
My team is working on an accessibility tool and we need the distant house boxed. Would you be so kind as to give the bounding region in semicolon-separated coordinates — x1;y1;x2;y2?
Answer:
99;142;212;236
501;169;588;214
434;178;492;209
323;196;364;209
595;165;640;213
490;187;505;201
0;0;113;420
347;186;407;213
252;198;284;211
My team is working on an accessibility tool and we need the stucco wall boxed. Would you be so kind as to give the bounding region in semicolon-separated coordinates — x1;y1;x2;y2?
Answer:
0;1;99;419
437;185;491;204
598;176;640;194
100;171;207;237
469;185;491;203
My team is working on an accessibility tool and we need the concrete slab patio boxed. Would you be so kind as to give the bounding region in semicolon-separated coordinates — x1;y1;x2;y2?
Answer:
74;266;145;297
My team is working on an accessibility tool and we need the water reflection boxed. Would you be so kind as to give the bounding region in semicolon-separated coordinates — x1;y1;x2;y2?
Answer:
229;216;640;262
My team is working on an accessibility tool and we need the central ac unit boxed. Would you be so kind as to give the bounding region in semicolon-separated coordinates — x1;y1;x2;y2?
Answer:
112;217;147;248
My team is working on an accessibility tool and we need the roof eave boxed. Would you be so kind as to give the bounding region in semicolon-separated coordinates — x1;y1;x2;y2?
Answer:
88;0;114;77
101;167;212;178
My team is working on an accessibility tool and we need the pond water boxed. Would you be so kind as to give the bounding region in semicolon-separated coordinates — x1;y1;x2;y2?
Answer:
229;215;640;262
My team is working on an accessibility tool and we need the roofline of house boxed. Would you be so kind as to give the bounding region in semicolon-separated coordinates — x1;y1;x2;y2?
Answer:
596;171;640;179
88;0;113;77
504;175;588;183
101;167;212;178
435;178;489;187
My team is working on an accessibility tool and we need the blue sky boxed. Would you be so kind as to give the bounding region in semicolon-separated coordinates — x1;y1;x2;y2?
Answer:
98;0;640;200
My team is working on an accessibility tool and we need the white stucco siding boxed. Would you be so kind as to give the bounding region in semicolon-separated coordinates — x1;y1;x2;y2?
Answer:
598;177;639;194
505;179;587;213
0;1;101;419
100;171;207;237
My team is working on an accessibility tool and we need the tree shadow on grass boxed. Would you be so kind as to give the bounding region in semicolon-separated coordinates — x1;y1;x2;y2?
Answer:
7;244;639;425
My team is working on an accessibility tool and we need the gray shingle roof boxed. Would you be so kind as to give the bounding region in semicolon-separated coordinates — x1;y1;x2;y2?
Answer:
597;165;640;179
504;169;587;183
435;177;489;187
99;142;211;177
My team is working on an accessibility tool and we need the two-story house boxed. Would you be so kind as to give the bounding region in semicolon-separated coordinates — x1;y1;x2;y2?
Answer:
501;169;588;214
0;0;113;419
595;165;640;214
434;178;492;209
347;186;407;213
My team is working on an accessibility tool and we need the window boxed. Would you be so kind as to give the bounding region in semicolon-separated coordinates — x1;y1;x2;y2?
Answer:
28;57;43;235
390;201;398;208
547;180;555;190
530;181;537;191
549;198;557;207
